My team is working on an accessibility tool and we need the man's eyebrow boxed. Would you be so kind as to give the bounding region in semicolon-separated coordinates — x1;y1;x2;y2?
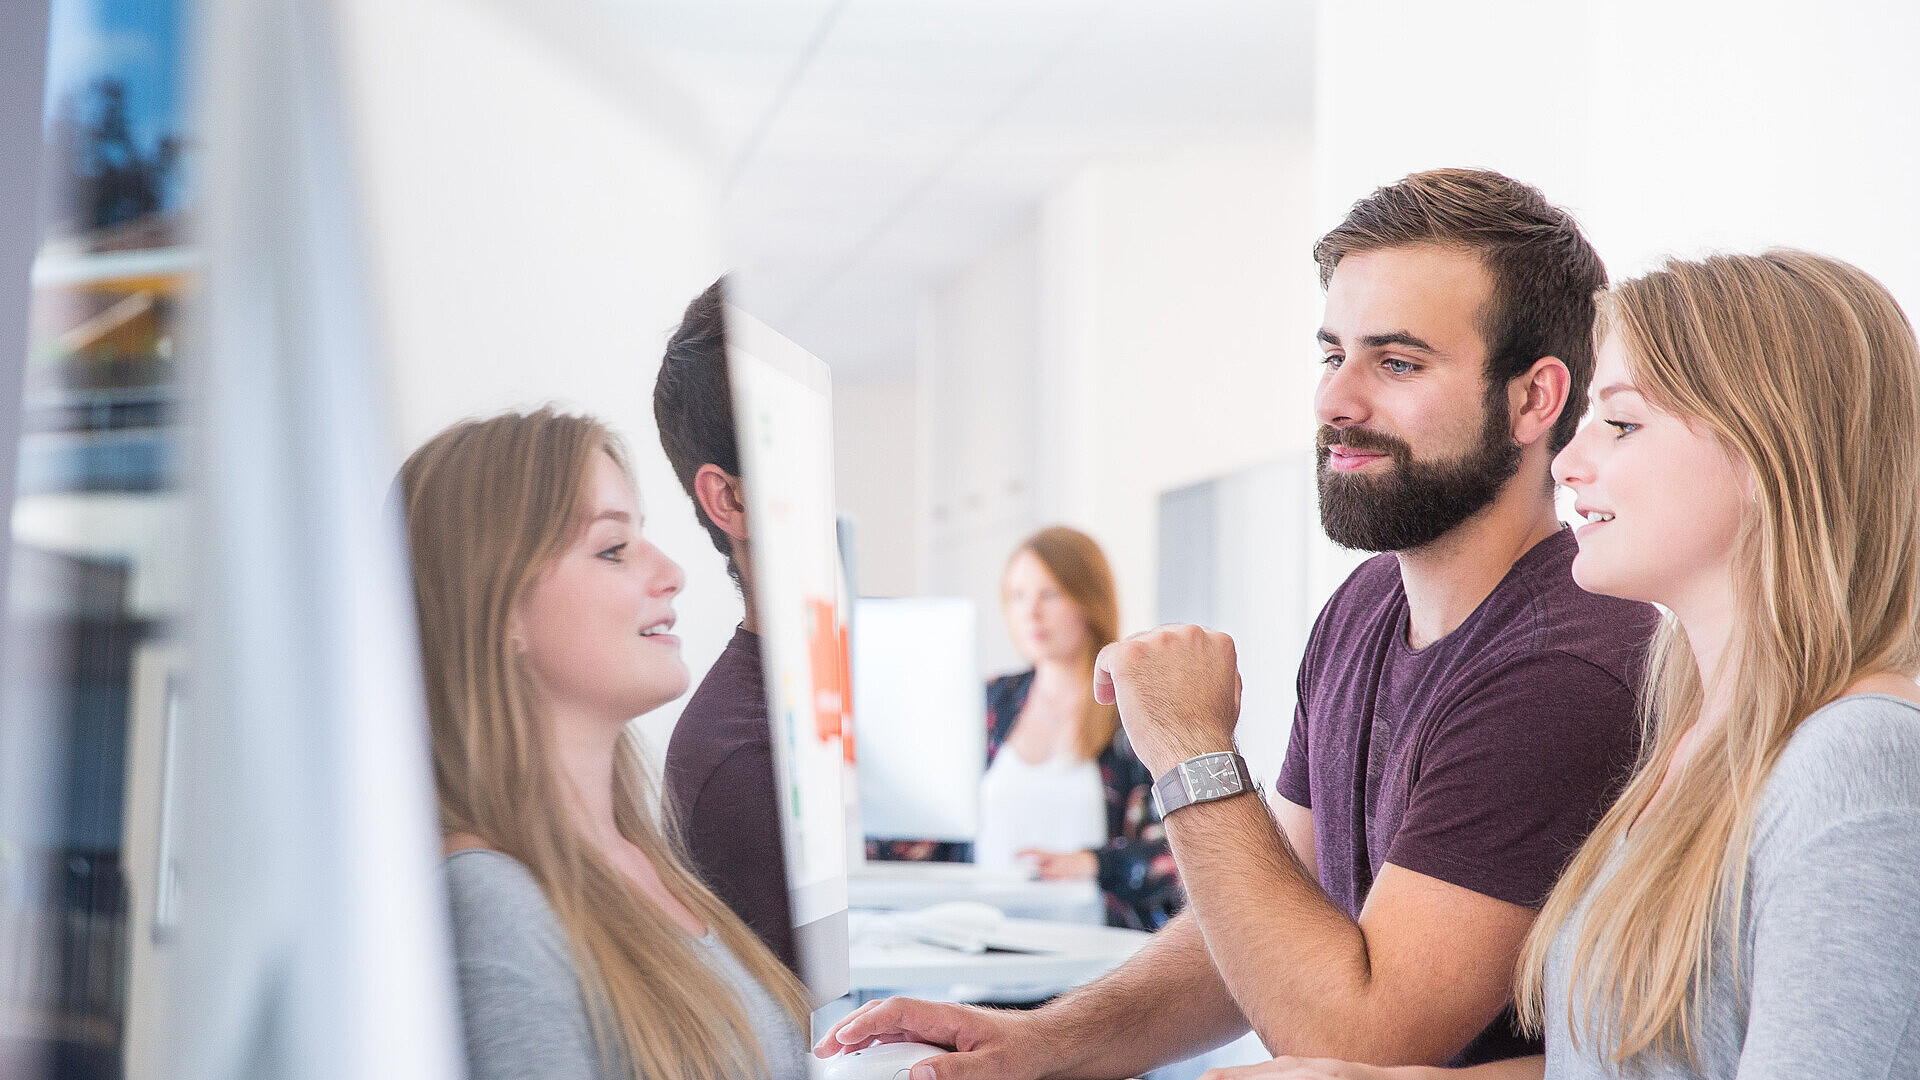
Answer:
1357;330;1440;354
1316;329;1340;347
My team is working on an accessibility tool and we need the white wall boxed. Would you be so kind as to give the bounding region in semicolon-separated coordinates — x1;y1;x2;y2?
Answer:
833;378;920;599
336;0;731;754
1317;0;1920;313
909;136;1322;692
1584;0;1920;305
918;225;1043;677
1036;139;1322;629
1313;1;1597;230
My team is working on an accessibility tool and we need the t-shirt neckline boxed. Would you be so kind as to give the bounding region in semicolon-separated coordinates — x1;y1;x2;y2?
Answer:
1391;526;1570;658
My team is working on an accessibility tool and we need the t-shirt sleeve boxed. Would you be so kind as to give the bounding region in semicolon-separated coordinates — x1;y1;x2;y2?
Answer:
443;853;604;1080
1737;808;1920;1076
1275;607;1327;808
1276;699;1312;807
1384;652;1640;909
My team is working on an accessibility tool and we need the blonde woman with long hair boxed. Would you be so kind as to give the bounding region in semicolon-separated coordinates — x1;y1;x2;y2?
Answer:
1199;251;1920;1080
399;408;809;1080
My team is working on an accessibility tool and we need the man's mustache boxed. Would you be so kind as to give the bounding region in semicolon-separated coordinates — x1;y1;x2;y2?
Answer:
1317;425;1410;459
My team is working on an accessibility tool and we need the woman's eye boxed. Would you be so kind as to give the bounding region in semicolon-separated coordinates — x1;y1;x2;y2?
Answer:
1383;358;1416;376
598;543;627;562
1604;420;1639;438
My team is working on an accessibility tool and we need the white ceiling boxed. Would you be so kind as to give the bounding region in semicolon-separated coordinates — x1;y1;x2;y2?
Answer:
604;0;1315;378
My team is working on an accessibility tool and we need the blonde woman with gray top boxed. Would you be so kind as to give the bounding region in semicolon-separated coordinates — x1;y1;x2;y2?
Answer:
399;409;809;1080
1203;252;1920;1080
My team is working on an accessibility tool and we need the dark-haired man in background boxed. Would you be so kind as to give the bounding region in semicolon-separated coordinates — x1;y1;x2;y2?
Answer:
653;278;799;974
819;170;1658;1076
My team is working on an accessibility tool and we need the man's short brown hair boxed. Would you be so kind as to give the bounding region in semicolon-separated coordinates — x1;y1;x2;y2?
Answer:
1313;168;1607;452
654;277;742;583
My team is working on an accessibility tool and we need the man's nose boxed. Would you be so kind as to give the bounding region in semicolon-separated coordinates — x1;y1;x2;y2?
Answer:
1315;361;1369;428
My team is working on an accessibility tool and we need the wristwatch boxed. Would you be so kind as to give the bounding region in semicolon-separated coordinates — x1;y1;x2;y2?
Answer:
1151;751;1255;818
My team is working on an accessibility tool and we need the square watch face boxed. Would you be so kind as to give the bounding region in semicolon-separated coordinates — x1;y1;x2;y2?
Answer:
1183;756;1242;800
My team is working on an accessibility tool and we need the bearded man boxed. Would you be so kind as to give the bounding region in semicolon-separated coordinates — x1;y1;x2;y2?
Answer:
818;169;1660;1077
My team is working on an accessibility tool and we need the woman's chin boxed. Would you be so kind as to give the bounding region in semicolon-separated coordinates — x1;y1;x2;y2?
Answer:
636;667;691;715
1570;556;1643;604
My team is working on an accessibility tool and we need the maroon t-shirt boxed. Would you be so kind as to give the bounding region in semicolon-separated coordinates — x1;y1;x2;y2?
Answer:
662;626;798;974
1275;528;1654;1065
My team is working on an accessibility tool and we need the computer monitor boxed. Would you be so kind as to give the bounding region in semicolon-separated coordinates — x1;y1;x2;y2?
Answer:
851;597;986;843
725;306;851;1008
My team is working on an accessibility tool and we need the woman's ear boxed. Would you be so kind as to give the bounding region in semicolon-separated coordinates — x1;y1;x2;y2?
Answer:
507;610;528;654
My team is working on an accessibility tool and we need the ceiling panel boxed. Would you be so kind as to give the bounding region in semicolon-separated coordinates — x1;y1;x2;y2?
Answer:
603;0;1313;377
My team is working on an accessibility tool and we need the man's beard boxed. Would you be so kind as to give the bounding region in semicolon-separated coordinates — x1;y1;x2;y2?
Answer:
1316;392;1523;553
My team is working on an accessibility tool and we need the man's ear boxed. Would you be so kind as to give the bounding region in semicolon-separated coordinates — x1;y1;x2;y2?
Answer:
693;463;749;542
1510;356;1572;447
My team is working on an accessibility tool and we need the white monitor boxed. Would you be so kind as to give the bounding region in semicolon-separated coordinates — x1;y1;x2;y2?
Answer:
851;597;986;844
725;305;851;1008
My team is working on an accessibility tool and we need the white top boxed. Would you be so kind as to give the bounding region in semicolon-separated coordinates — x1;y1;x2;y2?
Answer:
973;749;1106;870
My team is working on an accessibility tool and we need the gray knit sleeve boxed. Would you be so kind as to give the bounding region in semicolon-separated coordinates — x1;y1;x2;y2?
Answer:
1736;699;1920;1077
443;850;613;1080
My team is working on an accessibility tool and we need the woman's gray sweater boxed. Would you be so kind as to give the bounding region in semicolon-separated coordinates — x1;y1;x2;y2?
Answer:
443;849;807;1080
1544;694;1920;1078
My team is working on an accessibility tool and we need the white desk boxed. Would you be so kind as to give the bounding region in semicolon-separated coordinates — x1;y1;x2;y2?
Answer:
849;860;1103;923
847;911;1149;999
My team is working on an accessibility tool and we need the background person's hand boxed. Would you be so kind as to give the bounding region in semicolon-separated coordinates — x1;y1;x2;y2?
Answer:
816;996;1046;1080
1093;624;1243;775
1017;848;1099;881
1200;1056;1435;1080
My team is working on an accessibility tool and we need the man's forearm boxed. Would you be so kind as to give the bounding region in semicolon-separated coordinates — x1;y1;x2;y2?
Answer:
1030;913;1251;1079
1165;793;1378;1057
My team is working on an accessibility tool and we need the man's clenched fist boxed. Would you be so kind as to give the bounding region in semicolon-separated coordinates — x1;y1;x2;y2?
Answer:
1093;624;1243;776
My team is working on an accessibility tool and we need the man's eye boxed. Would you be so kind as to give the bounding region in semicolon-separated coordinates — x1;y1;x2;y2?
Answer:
1320;354;1343;370
598;543;627;562
1383;358;1416;375
1604;420;1639;438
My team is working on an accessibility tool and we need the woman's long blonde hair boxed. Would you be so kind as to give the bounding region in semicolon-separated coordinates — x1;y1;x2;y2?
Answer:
400;408;807;1080
1516;252;1920;1065
1007;526;1122;761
